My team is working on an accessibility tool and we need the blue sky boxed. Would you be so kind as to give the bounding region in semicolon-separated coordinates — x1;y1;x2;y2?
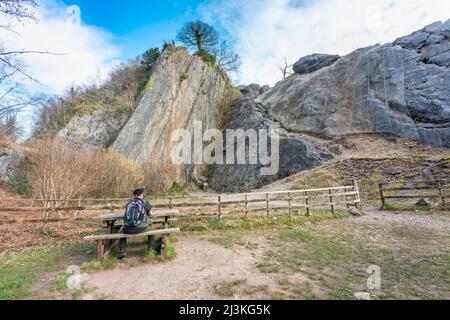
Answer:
4;0;449;92
65;0;204;59
2;0;449;138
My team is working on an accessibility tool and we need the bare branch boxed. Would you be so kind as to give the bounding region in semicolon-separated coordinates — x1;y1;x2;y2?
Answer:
280;57;293;80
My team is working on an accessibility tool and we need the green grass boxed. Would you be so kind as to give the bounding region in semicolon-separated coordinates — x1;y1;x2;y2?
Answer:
213;279;246;297
0;244;88;300
381;202;445;211
48;273;70;292
259;222;450;300
180;210;352;233
80;254;118;273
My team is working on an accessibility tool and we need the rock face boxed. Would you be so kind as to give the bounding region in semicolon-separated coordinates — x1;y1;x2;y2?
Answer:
58;109;128;151
112;47;227;185
0;148;25;183
209;85;334;193
293;54;340;74
256;20;450;148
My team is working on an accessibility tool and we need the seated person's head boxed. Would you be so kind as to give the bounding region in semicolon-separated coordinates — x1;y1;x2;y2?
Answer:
133;188;145;199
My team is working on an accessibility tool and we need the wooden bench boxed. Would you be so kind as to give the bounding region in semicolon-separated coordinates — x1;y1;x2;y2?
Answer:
84;228;180;261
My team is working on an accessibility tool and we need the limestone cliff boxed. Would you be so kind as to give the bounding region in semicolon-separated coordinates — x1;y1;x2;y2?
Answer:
112;47;227;185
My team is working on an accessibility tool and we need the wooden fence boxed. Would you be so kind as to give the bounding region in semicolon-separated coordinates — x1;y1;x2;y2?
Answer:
0;180;362;224
379;179;449;208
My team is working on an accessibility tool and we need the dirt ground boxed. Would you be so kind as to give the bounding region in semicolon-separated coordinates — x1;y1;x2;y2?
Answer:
78;207;450;300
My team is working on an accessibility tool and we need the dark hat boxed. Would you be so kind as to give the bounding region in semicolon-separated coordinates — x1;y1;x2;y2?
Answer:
133;188;145;196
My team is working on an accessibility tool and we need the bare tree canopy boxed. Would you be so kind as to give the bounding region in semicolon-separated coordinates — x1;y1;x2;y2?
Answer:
214;40;241;72
176;20;219;52
0;0;40;125
0;0;37;30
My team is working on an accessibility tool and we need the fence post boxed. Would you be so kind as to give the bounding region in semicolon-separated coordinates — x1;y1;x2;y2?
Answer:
245;194;249;219
266;193;270;218
379;183;386;208
43;200;49;220
438;183;446;207
218;195;222;220
288;193;292;218
353;180;362;214
169;198;173;210
329;189;335;215
305;191;310;216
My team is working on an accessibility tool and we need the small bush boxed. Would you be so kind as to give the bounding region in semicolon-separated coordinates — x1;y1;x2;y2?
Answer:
180;73;188;83
217;84;241;129
7;161;32;196
195;49;216;67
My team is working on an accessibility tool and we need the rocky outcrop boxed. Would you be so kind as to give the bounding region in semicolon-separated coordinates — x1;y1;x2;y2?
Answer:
293;54;340;74
209;85;334;193
256;20;450;148
58;108;128;151
0;147;25;183
112;47;227;185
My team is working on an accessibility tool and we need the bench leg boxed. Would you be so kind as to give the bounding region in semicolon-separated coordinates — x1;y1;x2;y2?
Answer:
97;240;105;261
161;235;167;259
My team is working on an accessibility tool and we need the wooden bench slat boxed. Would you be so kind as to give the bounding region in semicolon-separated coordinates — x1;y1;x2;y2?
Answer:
84;228;180;241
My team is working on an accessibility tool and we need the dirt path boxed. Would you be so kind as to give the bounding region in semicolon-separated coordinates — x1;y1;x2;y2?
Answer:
82;235;279;300
81;207;449;300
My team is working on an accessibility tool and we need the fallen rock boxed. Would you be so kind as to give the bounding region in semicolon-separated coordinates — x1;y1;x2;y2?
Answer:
416;198;431;207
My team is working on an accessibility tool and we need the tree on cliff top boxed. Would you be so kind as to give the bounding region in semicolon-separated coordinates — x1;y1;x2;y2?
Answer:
176;20;219;52
176;20;241;73
140;47;160;69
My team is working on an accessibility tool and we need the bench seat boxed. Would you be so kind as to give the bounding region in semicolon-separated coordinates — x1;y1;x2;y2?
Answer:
84;228;180;261
84;228;180;241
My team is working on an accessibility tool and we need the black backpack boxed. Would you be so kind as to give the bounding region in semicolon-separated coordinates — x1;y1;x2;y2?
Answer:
124;199;146;227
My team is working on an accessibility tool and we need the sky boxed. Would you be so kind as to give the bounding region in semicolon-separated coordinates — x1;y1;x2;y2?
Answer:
1;0;449;135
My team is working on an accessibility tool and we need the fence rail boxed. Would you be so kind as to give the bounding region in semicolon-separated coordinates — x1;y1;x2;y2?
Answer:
379;179;449;208
0;181;362;224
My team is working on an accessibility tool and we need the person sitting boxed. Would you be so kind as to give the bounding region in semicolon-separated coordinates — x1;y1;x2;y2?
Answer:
119;188;154;260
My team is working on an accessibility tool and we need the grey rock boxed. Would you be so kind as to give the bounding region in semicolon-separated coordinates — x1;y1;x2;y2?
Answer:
254;21;450;149
209;96;334;193
238;84;270;98
416;198;431;207
0;148;25;182
58;108;128;151
293;53;340;74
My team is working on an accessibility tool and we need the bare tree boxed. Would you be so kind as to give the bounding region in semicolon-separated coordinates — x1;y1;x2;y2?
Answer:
0;0;37;31
0;0;39;120
214;40;241;73
176;20;219;52
279;57;293;80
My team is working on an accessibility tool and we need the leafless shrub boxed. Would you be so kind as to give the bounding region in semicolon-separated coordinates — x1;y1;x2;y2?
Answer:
94;150;143;198
28;138;144;204
144;163;180;194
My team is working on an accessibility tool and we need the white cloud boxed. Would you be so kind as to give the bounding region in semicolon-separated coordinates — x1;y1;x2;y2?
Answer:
0;0;120;94
198;0;450;86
